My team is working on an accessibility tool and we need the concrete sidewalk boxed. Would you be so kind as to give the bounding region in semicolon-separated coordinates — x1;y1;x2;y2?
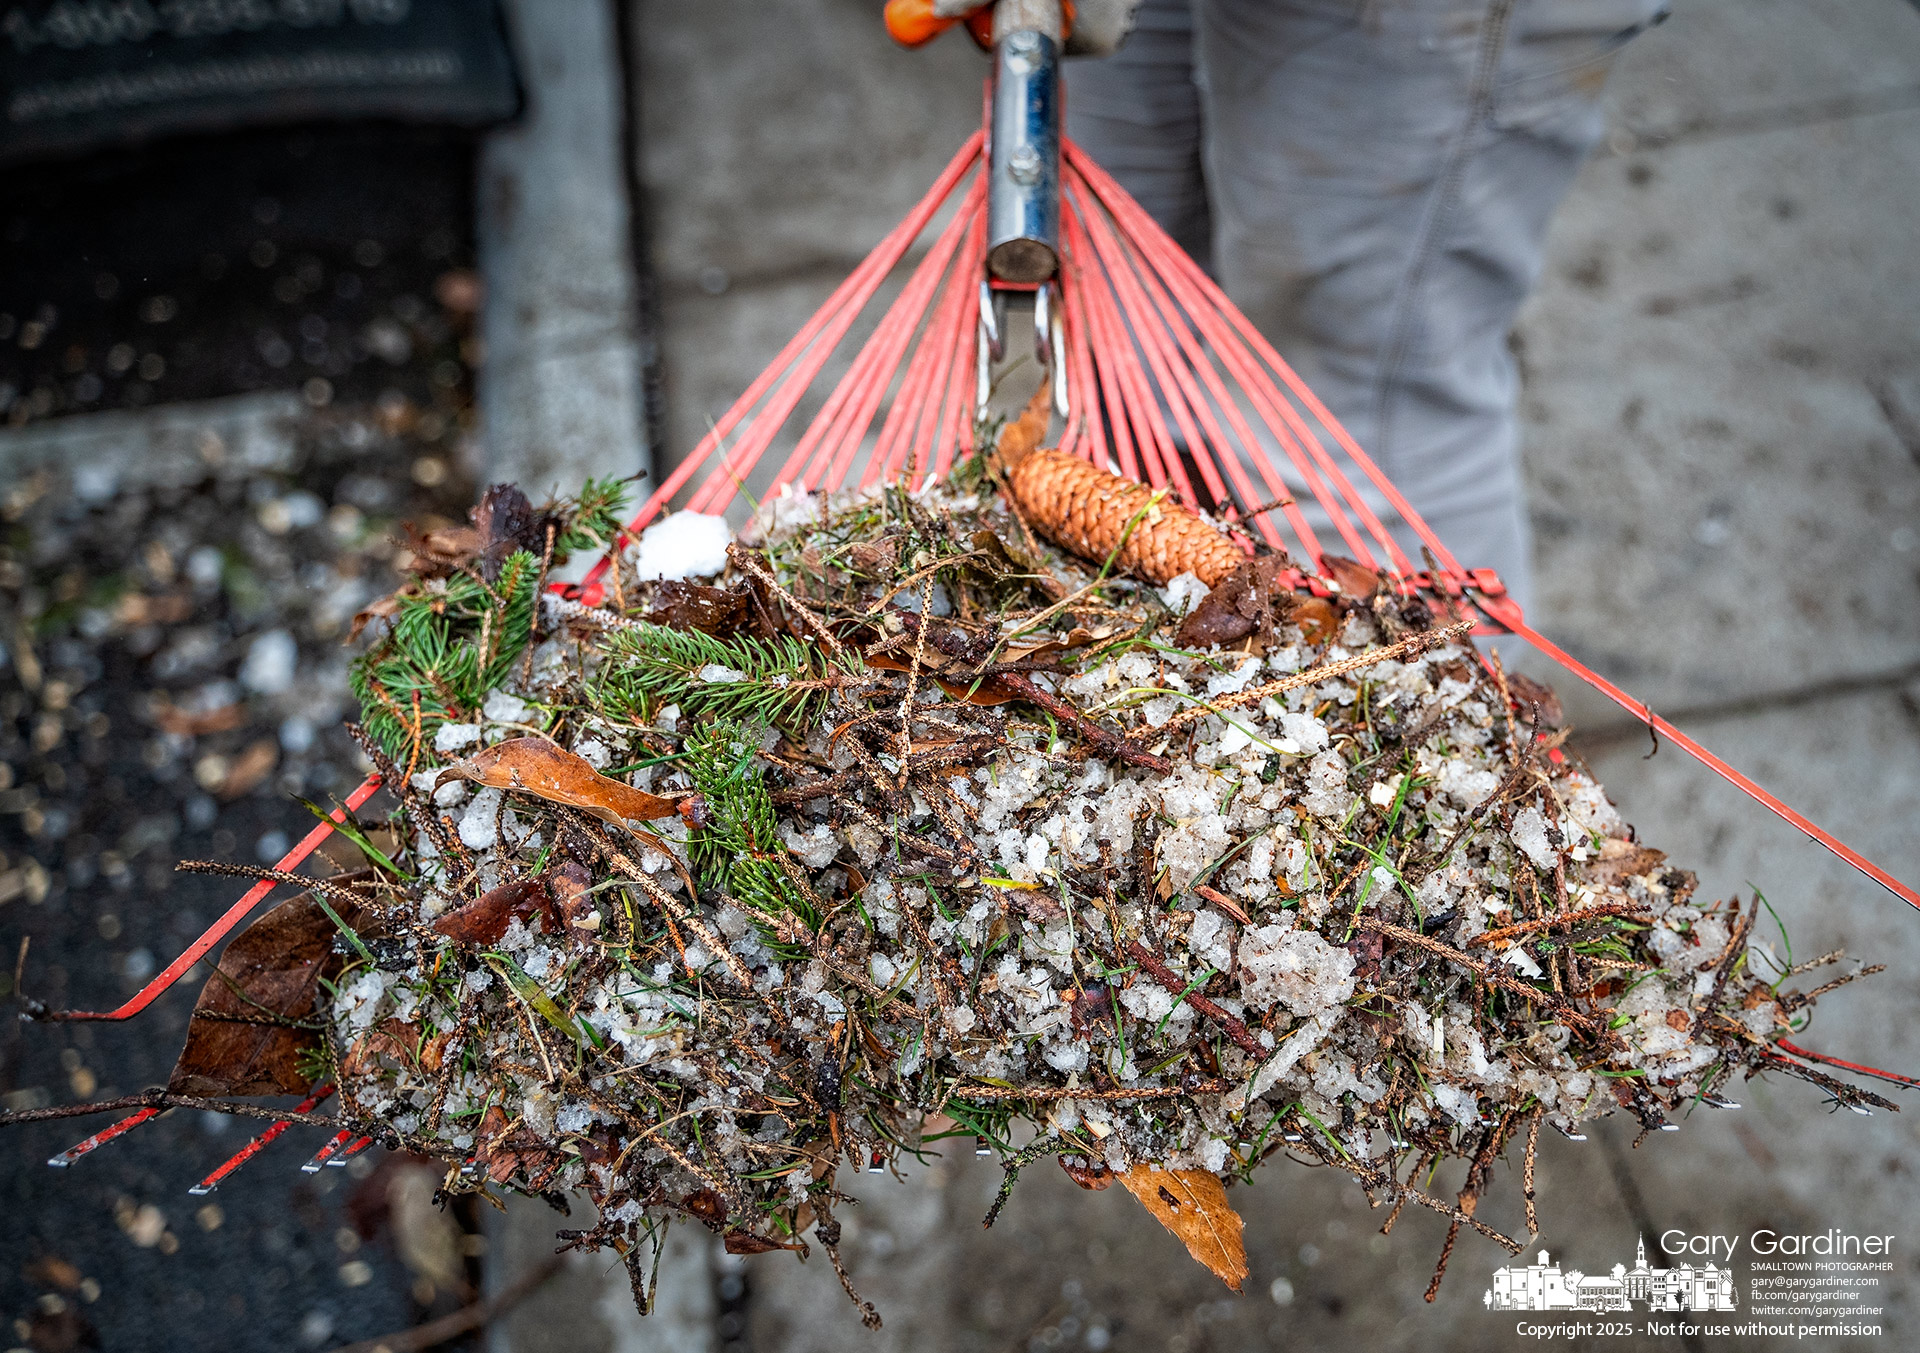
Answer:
492;1;1920;1349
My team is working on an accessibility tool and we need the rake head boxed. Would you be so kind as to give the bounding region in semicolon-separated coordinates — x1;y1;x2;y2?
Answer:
597;133;1490;603
23;120;1914;1184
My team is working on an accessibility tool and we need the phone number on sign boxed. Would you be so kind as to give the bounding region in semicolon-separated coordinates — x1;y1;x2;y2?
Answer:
3;0;410;57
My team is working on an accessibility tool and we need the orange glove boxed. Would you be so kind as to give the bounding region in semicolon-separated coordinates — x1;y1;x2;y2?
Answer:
884;1;1073;51
882;0;985;48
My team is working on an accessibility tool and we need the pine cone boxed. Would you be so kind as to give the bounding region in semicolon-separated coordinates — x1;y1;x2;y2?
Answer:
994;383;1246;587
1004;447;1247;588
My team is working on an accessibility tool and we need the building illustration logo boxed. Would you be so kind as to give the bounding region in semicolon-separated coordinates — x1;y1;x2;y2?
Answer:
1486;1236;1738;1313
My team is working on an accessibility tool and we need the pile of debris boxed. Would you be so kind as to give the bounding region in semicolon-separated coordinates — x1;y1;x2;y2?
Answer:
257;450;1886;1318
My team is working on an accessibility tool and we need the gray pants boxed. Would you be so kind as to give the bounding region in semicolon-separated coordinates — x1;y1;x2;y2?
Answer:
1066;0;1666;614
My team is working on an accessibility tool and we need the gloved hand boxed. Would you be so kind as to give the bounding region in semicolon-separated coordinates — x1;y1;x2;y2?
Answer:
883;0;1139;57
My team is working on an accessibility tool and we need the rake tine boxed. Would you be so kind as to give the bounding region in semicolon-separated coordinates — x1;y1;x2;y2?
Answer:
188;1085;336;1195
329;1135;376;1166
39;775;384;1023
301;1127;355;1173
47;1106;163;1168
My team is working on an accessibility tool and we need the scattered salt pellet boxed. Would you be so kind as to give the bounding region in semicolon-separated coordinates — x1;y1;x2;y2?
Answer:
1278;711;1329;754
483;689;530;724
1501;947;1544;979
1240;924;1355;1015
459;787;504;850
239;629;298;695
1509;805;1555;869
1187;909;1234;973
629;511;732;581
435;722;481;753
780;821;839;869
1431;1082;1481;1125
1368;773;1405;809
1159;571;1210;614
1204;657;1260;698
1299;752;1352;819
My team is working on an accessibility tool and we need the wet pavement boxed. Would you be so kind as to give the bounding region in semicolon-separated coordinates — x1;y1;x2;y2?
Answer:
0;119;492;1349
3;1;1917;1351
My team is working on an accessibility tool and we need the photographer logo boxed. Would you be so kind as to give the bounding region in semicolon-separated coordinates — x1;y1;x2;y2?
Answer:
1487;1236;1737;1313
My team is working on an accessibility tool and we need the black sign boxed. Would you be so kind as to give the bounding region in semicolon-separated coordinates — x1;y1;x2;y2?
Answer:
0;0;518;166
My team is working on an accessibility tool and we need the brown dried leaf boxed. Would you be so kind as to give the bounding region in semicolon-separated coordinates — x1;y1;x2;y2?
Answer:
341;1019;419;1078
471;483;557;581
437;737;683;829
432;877;558;946
1118;1167;1248;1291
645;580;751;636
348;591;403;642
548;860;603;945
401;521;482;579
1059;1158;1114;1190
865;651;955;675
1176;557;1294;650
1067;989;1112;1036
864;652;1018;706
1505;673;1565;729
1320;554;1383;600
475;1103;565;1188
1292;596;1339;645
964;530;1014;578
1346;927;1386;981
168;891;341;1097
419;1030;453;1074
681;1189;729;1227
847;536;901;576
1002;889;1066;924
933;676;1018;706
1581;839;1669;888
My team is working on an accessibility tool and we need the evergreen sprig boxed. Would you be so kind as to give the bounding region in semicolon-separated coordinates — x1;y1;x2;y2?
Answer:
555;476;632;559
681;718;813;926
351;549;541;760
594;622;851;730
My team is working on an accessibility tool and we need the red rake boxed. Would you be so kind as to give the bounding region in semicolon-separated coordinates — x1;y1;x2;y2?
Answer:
189;1085;338;1195
32;53;1915;1168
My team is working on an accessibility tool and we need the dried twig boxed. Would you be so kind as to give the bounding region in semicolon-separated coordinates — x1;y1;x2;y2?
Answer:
1138;620;1472;740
